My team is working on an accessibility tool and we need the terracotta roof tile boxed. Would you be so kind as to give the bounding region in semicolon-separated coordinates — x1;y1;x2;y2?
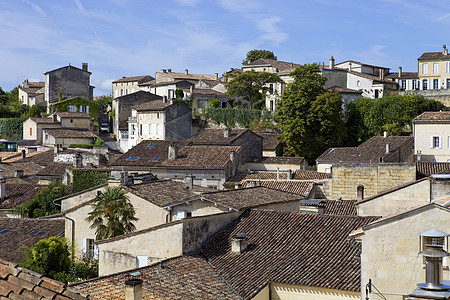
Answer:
19;150;55;166
29;117;55;124
227;170;330;185
418;52;450;60
43;128;97;139
249;156;305;164
188;128;250;145
112;75;154;84
300;200;357;215
35;162;73;177
157;71;217;81
0;218;64;263
132;98;172;111
241;180;314;196
0;184;44;210
193;88;224;95
416;161;450;178
386;72;418;79
0;161;43;178
55;112;90;119
412;111;450;122
202;210;379;298
244;59;301;73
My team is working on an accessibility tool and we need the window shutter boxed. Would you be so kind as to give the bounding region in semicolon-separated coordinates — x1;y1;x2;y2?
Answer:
439;136;442;149
81;238;87;258
430;136;434;149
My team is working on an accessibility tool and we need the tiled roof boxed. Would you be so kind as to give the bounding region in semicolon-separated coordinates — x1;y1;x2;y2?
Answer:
111;140;240;169
148;79;195;87
416;161;450;178
418;52;450;60
114;90;162;102
35;162;73;177
19;150;55;166
43;128;97;138
55;112;91;119
193;88;224;95
0;218;64;263
0;258;88;299
112;75;154;84
242;180;314;196
199;186;302;210
73;254;239;299
202;209;379;298
336;60;390;70
244;59;301;73
386;72;418;79
0;184;44;210
327;86;362;93
300;200;357;216
132;99;172;111
258;133;280;150
29;117;55;124
188;128;250;145
22;81;45;88
158;71;217;81
0;161;43;178
123;180;213;207
227;170;330;184
412;111;450;122
293;170;331;180
249;156;305;165
316;136;413;163
347;70;394;84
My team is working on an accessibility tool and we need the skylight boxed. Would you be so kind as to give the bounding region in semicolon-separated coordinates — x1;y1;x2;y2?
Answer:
126;157;140;161
0;229;10;234
153;158;161;161
147;143;156;147
28;230;48;236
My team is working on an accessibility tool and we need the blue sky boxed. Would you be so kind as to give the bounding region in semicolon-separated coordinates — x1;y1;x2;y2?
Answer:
1;0;450;96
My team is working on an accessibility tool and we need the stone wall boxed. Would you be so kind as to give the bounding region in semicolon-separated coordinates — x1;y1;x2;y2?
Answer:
47;66;92;104
407;90;450;107
165;102;192;140
232;131;263;163
327;163;416;200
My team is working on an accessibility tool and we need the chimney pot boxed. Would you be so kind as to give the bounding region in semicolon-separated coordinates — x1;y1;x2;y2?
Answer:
329;56;335;70
185;69;188;75
82;63;88;71
231;233;248;254
21;149;26;159
443;45;448;55
167;69;171;73
125;278;143;300
398;66;402;78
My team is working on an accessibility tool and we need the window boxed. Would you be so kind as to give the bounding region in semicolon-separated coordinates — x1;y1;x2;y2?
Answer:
422;63;428;74
168;89;174;99
412;80;417;89
157;112;161;119
68;105;76;112
30;128;32;136
82;238;98;259
357;80;360;87
176;211;186;220
447;62;450;73
401;80;406;90
139;124;142;135
70;119;73;123
447;79;450;89
423;79;428;90
433;63;439;74
434;79;439;89
431;136;441;149
374;89;379;98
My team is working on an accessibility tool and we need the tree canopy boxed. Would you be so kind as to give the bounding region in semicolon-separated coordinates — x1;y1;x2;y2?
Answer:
344;93;445;145
86;186;138;240
226;70;283;109
275;63;347;162
16;181;66;218
243;49;277;65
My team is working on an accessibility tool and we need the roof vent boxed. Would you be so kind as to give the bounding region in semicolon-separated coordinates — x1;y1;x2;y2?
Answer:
410;229;450;298
231;233;248;254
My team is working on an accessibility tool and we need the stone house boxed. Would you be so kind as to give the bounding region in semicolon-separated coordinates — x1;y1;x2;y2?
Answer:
22;117;61;144
18;80;45;106
112;75;154;98
73;209;378;299
42;128;97;148
386;67;418;91
412;111;450;162
44;63;94;109
417;45;450;90
125;97;192;150
155;68;217;84
258;133;283;157
244;156;307;172
350;200;450;299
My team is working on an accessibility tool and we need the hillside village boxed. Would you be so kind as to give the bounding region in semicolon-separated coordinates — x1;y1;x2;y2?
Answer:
0;46;450;300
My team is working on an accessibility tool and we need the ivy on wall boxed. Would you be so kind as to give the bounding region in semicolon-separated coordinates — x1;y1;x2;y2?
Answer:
50;97;99;121
0;118;27;140
201;108;273;128
72;169;109;193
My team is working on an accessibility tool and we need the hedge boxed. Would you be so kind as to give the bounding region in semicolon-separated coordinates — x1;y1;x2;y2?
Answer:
72;169;109;193
50;97;99;121
0;118;27;140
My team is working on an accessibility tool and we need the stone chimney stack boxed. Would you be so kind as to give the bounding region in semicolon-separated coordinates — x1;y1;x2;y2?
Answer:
379;69;385;80
348;62;352;72
223;128;231;138
74;153;82;168
231;233;248;254
0;177;5;202
329;56;335;70
185;175;193;190
443;45;448;55
185;69;188;75
14;170;24;178
125;278;143;300
386;143;390;154
82;63;88;72
168;144;178;160
163;96;167;103
383;130;388;138
215;73;219;79
21;149;26;159
398;66;402;78
287;169;292;180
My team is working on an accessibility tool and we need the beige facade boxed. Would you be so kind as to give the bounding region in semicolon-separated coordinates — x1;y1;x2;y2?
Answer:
58;116;90;129
128;109;166;147
269;283;359;300
413;122;450;162
22;118;61;144
352;204;450;300
113;81;140;98
418;45;450;90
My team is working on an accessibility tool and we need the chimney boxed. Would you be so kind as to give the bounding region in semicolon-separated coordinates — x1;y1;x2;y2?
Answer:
74;153;82;168
161;69;166;73
14;170;24;178
0;177;5;202
125;278;143;300
348;62;352;72
231;233;248;254
443;45;448;55
215;73;218;79
383;130;388;138
163;96;167;103
357;185;364;201
21;149;26;159
410;229;450;298
230;150;236;176
185;69;188;75
52;113;57;123
329;56;335;69
223;128;231;138
168;144;178;160
167;69;171;73
185;175;193;190
54;144;60;154
235;183;242;189
287;169;292;180
398;66;402;78
82;63;88;72
386;143;390;154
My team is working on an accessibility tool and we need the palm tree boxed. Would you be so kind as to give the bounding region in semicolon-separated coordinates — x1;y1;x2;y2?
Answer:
86;186;138;240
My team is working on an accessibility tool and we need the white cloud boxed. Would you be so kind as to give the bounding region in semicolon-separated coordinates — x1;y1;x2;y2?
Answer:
74;0;87;15
435;12;450;22
256;16;288;44
21;0;47;17
100;79;114;91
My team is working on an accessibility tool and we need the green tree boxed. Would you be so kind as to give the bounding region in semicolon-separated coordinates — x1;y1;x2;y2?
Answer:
21;237;71;279
243;49;277;65
226;70;283;109
95;95;113;110
22;104;42;118
86;186;138;240
345;93;445;145
16;181;66;218
275;64;347;162
175;88;184;100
